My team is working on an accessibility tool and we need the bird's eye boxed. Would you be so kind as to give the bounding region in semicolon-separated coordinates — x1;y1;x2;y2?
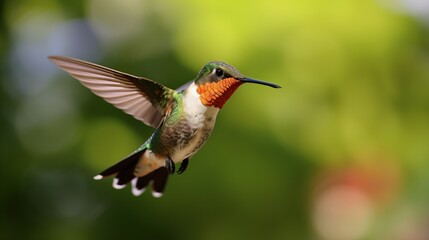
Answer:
215;68;224;77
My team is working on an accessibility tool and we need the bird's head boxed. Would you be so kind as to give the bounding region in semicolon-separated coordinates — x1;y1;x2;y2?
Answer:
193;61;280;109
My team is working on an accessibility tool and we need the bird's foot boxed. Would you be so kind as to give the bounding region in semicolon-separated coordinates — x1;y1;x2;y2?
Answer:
177;158;189;174
165;157;175;175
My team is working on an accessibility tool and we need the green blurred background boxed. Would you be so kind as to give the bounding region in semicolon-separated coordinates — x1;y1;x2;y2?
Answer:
1;0;429;239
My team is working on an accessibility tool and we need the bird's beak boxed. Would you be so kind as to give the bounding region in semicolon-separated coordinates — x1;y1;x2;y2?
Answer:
239;77;281;88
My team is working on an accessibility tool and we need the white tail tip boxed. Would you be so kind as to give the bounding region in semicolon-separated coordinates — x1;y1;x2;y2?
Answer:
152;191;163;198
132;187;146;197
93;175;103;180
112;178;127;189
131;178;146;196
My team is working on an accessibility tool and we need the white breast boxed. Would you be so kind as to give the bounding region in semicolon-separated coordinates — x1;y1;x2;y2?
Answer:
171;83;219;161
182;82;218;127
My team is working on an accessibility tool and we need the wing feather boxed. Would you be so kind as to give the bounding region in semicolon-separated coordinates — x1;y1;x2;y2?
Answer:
49;56;176;128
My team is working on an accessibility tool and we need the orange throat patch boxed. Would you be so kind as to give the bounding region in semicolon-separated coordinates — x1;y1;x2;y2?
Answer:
196;78;243;109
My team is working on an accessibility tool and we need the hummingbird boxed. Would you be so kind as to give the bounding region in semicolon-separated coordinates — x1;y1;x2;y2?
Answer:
48;56;281;197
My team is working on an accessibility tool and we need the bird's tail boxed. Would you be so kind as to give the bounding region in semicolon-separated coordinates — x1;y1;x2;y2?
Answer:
93;149;169;197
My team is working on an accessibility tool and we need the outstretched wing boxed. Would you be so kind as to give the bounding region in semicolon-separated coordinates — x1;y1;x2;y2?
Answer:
49;56;176;128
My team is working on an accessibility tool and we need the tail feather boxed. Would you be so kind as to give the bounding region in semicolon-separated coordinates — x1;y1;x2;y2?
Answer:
116;164;136;186
151;168;169;197
136;173;153;189
94;149;169;197
96;150;141;178
132;172;154;196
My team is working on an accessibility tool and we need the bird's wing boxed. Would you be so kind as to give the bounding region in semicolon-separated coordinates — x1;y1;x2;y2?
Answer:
49;56;175;128
175;80;193;92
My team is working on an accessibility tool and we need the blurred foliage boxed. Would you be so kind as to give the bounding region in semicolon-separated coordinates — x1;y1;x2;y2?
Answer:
1;0;429;239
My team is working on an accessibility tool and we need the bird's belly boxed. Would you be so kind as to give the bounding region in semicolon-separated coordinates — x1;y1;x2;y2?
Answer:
169;106;219;162
170;126;213;162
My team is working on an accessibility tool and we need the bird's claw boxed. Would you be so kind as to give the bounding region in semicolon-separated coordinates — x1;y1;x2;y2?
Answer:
165;157;175;175
177;159;189;174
